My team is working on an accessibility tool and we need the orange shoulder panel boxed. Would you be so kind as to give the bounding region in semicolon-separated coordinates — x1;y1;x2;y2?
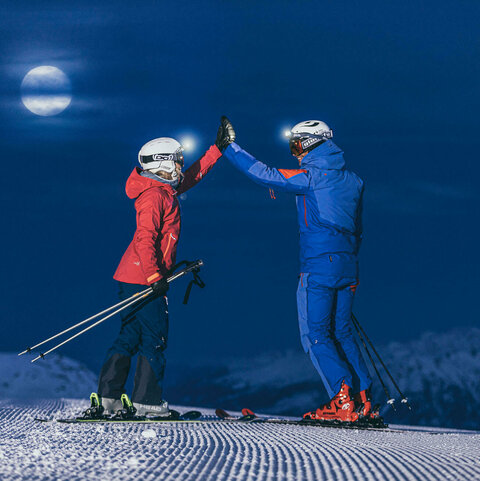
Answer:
278;169;307;179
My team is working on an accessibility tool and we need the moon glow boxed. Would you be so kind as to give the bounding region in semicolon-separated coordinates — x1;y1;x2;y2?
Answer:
21;66;72;116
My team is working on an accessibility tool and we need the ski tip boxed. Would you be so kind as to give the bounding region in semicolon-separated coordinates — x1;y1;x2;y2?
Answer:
241;408;255;416
180;410;202;421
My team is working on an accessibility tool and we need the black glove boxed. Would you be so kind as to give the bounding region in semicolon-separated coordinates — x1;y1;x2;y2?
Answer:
151;278;169;296
215;115;236;152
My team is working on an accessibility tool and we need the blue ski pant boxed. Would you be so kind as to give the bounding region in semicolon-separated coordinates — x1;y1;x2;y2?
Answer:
297;273;372;399
97;282;169;405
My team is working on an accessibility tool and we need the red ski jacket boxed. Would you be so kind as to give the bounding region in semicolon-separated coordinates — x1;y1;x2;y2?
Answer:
114;144;222;285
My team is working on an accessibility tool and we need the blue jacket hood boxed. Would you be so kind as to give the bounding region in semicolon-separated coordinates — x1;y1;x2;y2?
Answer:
301;140;345;170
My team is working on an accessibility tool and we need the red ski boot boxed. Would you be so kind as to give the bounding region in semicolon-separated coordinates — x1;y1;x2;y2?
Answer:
354;389;373;418
303;381;359;422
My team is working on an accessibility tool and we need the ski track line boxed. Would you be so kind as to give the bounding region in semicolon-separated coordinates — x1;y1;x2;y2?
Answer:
0;400;479;481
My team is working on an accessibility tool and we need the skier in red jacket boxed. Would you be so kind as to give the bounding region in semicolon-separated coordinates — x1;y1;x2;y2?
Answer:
97;119;235;416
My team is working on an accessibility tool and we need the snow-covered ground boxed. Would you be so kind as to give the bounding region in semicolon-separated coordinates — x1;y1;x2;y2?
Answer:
0;399;479;481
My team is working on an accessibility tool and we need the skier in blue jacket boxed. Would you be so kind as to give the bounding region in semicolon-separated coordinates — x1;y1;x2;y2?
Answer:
222;117;373;422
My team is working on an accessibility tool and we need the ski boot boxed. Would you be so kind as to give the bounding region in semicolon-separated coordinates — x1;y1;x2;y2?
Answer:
81;393;107;419
303;381;359;423
133;399;170;417
101;397;123;415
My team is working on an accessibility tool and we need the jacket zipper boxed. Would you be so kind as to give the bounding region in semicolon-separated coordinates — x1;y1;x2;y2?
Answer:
303;196;308;227
164;233;176;258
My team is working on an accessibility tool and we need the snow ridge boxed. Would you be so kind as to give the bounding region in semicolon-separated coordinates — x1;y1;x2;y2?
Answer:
0;353;96;399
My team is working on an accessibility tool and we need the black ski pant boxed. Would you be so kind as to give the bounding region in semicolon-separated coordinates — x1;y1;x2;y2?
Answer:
97;282;169;405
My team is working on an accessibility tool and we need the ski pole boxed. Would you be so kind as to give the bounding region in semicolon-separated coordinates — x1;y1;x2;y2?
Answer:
31;290;154;363
18;287;152;356
351;315;396;410
168;259;203;283
29;259;204;362
352;313;412;410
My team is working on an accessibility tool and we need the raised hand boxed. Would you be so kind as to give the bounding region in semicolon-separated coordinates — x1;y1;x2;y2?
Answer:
215;115;236;152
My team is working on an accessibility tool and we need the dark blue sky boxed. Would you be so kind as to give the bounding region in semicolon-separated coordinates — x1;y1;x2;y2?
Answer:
1;1;479;371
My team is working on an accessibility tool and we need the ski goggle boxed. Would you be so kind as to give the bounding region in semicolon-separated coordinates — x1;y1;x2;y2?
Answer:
289;131;333;156
141;150;184;168
289;138;304;156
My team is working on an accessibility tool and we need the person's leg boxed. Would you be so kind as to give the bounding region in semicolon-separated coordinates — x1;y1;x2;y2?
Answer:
334;284;372;392
131;294;169;406
97;283;144;400
297;273;353;399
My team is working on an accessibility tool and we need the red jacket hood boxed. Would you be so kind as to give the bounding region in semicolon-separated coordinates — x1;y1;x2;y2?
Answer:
125;167;176;199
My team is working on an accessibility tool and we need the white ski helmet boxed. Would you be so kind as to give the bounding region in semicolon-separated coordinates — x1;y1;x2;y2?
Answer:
288;120;333;156
138;137;184;179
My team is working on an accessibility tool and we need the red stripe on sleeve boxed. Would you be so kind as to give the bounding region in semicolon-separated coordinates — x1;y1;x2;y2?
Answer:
278;169;307;179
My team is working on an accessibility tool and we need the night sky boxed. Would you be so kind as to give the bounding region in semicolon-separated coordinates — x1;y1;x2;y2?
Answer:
1;1;479;373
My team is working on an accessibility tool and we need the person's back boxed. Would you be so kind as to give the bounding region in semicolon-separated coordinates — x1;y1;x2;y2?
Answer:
297;140;364;285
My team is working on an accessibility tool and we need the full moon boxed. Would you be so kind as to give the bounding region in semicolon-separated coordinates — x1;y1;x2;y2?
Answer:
21;66;72;116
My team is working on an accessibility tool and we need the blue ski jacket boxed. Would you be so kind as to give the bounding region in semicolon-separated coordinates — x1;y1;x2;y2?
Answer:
224;141;364;287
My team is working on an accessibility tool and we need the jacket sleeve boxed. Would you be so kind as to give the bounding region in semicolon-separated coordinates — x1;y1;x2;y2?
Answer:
223;142;312;193
133;189;164;285
176;144;222;194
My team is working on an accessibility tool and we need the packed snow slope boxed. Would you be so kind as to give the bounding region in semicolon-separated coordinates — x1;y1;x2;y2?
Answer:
0;399;478;481
3;327;479;429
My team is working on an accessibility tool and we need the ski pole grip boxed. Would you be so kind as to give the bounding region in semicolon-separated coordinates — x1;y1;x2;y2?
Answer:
166;259;204;284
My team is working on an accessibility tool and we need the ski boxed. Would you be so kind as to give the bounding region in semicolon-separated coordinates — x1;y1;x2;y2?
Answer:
35;393;206;424
215;408;260;423
230;409;446;434
216;407;394;431
59;410;204;424
35;410;205;424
